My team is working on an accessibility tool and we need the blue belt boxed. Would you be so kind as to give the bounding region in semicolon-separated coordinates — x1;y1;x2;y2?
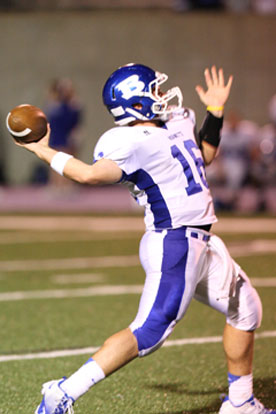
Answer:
188;229;210;242
155;226;211;242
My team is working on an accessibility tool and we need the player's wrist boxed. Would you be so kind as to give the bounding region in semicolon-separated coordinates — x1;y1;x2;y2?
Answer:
206;105;224;118
32;144;55;163
50;151;73;176
199;111;224;148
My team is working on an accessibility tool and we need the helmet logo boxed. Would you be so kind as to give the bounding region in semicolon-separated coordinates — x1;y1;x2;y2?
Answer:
117;75;145;99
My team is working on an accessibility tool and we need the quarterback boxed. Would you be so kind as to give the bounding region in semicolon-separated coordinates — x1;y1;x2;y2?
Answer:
15;64;275;414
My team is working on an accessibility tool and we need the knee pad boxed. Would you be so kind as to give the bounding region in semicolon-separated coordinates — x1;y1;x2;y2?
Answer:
227;270;263;331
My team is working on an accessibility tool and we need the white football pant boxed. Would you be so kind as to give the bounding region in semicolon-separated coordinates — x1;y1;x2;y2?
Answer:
129;227;262;357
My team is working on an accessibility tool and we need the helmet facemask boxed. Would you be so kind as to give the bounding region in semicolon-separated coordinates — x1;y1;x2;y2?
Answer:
142;72;183;116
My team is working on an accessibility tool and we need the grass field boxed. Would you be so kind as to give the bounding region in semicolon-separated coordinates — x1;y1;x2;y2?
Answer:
0;214;275;414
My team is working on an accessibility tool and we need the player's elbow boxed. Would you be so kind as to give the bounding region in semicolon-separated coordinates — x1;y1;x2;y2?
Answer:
203;155;214;166
78;169;102;185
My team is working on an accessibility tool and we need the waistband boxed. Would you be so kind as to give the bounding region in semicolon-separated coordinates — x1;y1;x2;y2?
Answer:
154;225;211;242
185;227;210;242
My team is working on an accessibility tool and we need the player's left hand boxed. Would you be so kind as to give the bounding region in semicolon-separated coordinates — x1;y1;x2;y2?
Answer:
195;66;233;116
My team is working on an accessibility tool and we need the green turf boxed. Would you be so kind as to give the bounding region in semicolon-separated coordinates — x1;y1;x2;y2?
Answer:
0;266;144;292
0;236;140;260
1;340;275;414
0;288;275;355
0;215;275;413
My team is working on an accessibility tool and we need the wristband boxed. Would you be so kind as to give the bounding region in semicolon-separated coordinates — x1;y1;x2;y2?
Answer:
206;105;224;112
198;112;223;148
50;152;73;176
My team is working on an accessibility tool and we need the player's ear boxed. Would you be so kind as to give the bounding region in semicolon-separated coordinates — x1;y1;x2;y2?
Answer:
132;103;143;110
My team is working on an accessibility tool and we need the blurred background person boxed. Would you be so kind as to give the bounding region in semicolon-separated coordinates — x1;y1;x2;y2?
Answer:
173;0;224;11
251;0;276;13
250;94;276;212
207;110;259;212
0;117;7;187
44;77;83;189
223;0;251;12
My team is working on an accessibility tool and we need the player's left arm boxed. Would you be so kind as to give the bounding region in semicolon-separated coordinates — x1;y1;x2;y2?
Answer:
195;66;233;165
15;126;123;185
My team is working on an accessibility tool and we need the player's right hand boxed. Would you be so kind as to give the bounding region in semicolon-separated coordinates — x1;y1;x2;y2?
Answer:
15;123;51;153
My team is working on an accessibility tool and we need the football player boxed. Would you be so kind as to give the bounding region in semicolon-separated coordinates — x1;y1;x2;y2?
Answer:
15;64;275;414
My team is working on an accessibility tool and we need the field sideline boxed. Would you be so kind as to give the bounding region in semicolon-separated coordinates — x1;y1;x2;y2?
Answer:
0;214;275;413
0;215;275;232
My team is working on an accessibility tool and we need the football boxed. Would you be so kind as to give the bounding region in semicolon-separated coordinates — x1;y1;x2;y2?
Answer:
6;104;48;144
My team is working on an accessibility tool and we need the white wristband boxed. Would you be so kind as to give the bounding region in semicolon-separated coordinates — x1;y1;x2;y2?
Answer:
50;152;73;176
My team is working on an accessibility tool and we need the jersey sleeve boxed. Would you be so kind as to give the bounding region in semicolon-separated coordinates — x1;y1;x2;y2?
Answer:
93;127;138;174
187;108;196;125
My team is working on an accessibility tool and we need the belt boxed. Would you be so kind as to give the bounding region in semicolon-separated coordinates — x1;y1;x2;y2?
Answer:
156;225;211;242
186;227;210;242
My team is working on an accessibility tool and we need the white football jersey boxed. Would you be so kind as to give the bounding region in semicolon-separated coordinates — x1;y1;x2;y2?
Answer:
94;108;217;230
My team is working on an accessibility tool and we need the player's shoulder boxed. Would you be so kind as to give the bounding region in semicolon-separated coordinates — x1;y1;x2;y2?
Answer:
98;126;130;141
94;126;138;161
98;125;150;143
96;126;134;147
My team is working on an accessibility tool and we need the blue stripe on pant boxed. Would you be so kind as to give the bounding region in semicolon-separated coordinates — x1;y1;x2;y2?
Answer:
133;228;189;355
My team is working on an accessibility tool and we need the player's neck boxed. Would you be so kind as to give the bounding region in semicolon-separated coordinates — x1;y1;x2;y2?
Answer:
130;119;164;128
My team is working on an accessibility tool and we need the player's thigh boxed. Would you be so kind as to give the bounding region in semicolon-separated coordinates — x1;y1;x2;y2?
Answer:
132;229;208;329
130;229;209;355
194;236;262;331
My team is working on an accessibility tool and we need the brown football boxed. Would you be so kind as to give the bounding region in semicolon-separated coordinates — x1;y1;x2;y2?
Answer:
6;104;48;143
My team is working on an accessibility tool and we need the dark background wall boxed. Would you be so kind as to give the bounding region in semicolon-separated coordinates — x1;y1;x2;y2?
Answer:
0;9;275;183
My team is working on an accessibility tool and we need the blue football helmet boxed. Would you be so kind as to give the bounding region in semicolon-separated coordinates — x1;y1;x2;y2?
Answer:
102;63;183;125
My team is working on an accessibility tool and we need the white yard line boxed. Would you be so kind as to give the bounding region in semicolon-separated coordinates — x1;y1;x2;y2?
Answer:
50;276;275;287
165;330;276;346
0;277;275;302
0;285;144;302
0;232;142;244
250;278;276;287
51;273;105;284
0;239;275;273
212;218;276;234
0;216;275;233
0;255;140;272
227;240;276;257
0;330;275;363
0;216;145;232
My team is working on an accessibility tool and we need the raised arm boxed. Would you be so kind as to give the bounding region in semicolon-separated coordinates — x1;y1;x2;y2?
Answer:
195;66;233;165
15;125;123;185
